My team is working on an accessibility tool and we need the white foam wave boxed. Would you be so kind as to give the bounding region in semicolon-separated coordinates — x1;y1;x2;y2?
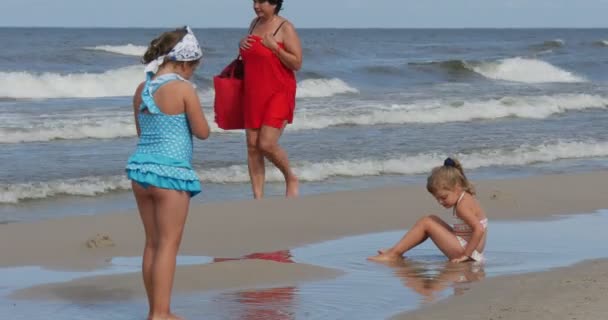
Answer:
200;140;608;183
290;94;608;130
3;140;608;203
86;44;147;56
0;107;236;143
0;66;143;99
196;78;359;102
470;58;585;83
296;78;359;98
0;112;136;143
0;176;131;204
2;94;605;143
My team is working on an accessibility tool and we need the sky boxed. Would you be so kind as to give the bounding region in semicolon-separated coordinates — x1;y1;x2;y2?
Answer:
2;0;608;28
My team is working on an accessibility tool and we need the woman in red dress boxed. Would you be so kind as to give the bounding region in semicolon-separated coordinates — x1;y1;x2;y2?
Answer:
239;0;302;199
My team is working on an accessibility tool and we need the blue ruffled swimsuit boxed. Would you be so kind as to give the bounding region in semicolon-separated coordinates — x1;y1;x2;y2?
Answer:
126;73;201;197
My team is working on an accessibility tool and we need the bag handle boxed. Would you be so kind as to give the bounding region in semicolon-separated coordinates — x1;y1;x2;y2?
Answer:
229;18;260;78
236;18;260;60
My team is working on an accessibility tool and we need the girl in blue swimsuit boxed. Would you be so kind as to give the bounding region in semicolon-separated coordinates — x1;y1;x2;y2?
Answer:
126;26;209;320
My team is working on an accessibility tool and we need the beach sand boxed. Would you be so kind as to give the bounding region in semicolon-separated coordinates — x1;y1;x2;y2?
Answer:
394;259;608;320
2;171;608;317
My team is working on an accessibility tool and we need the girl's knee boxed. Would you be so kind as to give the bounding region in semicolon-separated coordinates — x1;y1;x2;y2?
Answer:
420;215;438;224
157;236;182;250
144;239;158;250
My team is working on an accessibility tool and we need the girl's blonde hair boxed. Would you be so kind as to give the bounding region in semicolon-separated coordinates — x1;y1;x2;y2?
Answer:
426;157;476;195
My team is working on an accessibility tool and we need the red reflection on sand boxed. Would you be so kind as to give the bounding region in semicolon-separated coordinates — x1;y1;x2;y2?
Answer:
214;250;296;319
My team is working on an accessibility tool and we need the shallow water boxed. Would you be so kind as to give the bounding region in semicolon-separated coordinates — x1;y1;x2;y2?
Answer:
2;210;608;319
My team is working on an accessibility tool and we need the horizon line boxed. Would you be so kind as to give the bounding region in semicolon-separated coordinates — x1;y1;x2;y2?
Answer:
1;26;608;30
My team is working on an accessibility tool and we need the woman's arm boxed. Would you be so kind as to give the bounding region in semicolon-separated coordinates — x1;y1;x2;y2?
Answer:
263;21;302;71
182;83;210;140
132;82;145;137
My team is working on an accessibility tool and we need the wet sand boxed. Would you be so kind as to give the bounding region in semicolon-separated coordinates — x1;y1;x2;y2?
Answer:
395;259;608;320
2;171;608;315
10;260;343;302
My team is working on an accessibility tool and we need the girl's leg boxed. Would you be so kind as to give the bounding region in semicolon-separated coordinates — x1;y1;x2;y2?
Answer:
149;187;190;319
246;129;266;199
368;215;464;261
258;124;299;198
132;182;158;316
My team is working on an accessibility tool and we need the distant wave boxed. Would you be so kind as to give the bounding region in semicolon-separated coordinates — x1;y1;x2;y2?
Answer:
298;71;328;80
530;39;565;52
410;57;585;83
3;140;608;203
296;78;359;98
593;40;608;47
0;66;143;99
290;93;608;130
471;57;585;83
2;93;605;143
86;44;147;56
361;65;405;75
0;107;234;144
409;59;473;75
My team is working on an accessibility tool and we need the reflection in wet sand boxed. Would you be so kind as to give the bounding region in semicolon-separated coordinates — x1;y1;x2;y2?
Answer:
379;259;485;303
214;250;296;320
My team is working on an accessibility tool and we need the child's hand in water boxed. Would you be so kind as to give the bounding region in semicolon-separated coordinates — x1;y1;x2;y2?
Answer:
450;256;470;263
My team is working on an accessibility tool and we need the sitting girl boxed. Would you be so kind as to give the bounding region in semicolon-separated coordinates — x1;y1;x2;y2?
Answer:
369;158;488;263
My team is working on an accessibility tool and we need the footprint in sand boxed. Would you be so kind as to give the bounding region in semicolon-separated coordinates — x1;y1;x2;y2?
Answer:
85;233;115;249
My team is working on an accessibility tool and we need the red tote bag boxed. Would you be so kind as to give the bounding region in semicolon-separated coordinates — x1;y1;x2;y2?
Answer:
213;58;245;130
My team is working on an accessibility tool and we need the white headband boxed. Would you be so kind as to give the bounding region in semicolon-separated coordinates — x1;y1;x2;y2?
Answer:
144;26;203;75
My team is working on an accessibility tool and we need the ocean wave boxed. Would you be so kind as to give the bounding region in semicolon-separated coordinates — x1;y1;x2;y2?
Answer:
291;94;608;130
470;57;585;83
0;70;355;100
0;66;143;99
199;78;359;100
0;107;234;144
409;59;472;75
593;40;608;47
361;65;405;75
409;57;585;83
530;39;565;52
296;78;359;98
86;44;147;56
3;140;607;203
2;93;605;143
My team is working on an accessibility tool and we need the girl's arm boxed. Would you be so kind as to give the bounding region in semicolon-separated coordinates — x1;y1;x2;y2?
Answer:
455;203;486;261
182;83;210;140
132;82;145;137
264;21;302;71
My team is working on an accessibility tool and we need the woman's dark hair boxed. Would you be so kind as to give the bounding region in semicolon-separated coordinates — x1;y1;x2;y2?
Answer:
267;0;284;14
142;28;188;64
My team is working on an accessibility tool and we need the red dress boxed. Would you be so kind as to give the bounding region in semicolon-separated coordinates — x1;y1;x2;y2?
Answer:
240;35;297;129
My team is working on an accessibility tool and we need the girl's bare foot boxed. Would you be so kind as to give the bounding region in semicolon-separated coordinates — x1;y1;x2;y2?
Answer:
367;249;403;262
286;176;299;198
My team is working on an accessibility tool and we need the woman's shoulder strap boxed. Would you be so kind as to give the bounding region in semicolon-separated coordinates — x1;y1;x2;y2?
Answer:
248;18;260;35
273;20;288;36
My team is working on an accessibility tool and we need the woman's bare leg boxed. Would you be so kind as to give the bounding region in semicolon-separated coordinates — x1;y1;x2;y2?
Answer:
258;124;299;197
246;129;266;199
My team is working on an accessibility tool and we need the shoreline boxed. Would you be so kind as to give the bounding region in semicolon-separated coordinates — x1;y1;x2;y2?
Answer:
2;170;608;316
1;171;607;270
